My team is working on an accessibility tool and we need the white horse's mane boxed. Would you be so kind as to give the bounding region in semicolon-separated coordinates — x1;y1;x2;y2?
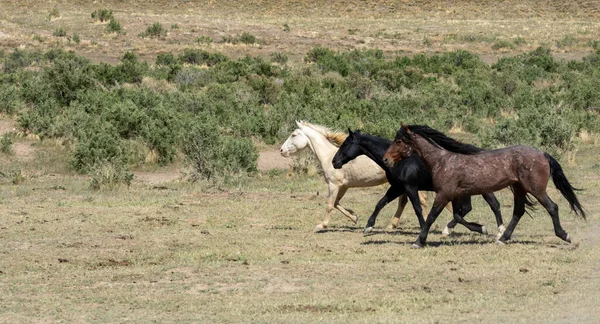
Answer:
297;120;348;147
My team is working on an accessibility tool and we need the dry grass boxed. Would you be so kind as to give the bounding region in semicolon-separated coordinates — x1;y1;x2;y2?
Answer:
1;130;599;322
2;1;600;66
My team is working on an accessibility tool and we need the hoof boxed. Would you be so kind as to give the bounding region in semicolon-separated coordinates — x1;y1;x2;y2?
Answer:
441;226;454;237
314;224;327;232
385;225;395;232
495;240;506;245
481;225;488;235
351;215;358;225
565;233;571;243
364;226;373;234
411;243;423;249
496;232;503;240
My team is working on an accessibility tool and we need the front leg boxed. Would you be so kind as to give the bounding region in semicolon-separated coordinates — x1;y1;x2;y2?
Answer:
405;186;425;229
413;196;449;248
364;186;403;234
315;183;341;232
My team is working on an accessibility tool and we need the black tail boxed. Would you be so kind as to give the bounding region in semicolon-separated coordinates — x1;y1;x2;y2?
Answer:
544;153;586;219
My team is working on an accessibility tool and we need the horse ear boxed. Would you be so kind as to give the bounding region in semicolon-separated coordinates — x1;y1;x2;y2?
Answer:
295;120;303;128
401;124;412;134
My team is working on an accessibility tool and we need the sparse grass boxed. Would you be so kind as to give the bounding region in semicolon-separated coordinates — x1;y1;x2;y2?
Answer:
0;141;598;322
557;34;578;48
195;35;213;44
48;7;60;20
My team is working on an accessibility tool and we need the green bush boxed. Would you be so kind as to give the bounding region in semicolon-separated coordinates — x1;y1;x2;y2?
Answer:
106;18;123;34
140;22;167;38
53;28;67;37
183;120;257;180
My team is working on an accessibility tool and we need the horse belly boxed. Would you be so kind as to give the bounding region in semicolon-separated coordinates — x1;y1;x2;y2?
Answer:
344;159;387;187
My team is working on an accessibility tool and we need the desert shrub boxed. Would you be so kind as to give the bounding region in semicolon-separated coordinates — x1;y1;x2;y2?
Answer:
183;120;257;180
156;52;177;66
72;34;80;44
3;48;42;73
482;103;575;155
178;49;227;66
43;54;96;106
94;51;149;85
239;32;257;44
174;67;212;89
0;134;13;154
140;23;166;38
91;9;114;22
270;52;288;65
106;18;123;33
53;28;67;37
88;161;134;190
0;84;22;115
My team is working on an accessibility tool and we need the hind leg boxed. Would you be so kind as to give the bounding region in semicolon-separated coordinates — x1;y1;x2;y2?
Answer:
443;197;469;236
481;192;505;238
497;186;527;243
387;194;408;231
535;192;571;243
449;197;487;234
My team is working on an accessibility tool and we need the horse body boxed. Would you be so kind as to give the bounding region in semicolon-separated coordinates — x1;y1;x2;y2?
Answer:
280;121;408;231
384;125;585;248
332;130;503;235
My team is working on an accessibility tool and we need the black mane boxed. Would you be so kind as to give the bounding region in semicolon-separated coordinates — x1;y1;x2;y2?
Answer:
397;125;482;155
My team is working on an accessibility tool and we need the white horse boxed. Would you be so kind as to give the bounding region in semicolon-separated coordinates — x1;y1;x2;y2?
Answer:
280;120;427;231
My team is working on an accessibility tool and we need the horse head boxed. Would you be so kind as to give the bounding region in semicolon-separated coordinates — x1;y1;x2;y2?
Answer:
332;129;361;169
383;125;414;167
280;128;309;157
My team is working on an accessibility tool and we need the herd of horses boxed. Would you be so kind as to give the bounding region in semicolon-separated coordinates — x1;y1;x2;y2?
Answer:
280;121;585;248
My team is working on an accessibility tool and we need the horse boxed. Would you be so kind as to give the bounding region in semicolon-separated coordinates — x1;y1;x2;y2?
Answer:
280;121;427;232
331;129;504;236
383;125;585;248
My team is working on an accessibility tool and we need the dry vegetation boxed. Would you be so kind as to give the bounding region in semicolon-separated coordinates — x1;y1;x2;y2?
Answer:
1;0;600;322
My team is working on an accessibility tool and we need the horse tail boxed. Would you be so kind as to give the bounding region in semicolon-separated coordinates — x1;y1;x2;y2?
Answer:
544;152;586;219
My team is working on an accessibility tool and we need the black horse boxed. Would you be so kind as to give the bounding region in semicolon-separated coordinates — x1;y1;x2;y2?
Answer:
332;129;505;236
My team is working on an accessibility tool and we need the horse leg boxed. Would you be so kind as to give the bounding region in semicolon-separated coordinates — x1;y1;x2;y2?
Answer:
387;194;408;231
315;183;341;232
333;187;358;224
481;192;505;239
365;186;403;234
406;186;426;229
442;201;458;236
535;192;571;243
449;197;487;234
497;186;527;243
418;191;428;210
413;196;449;248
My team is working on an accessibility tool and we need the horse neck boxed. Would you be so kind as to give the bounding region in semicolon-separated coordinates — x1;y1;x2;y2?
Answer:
413;134;448;170
300;127;338;169
357;134;392;170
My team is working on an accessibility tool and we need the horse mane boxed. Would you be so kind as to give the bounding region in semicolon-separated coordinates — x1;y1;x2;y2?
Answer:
298;121;348;147
401;125;483;155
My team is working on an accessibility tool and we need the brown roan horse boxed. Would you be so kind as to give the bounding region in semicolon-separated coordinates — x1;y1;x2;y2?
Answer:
383;125;585;248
